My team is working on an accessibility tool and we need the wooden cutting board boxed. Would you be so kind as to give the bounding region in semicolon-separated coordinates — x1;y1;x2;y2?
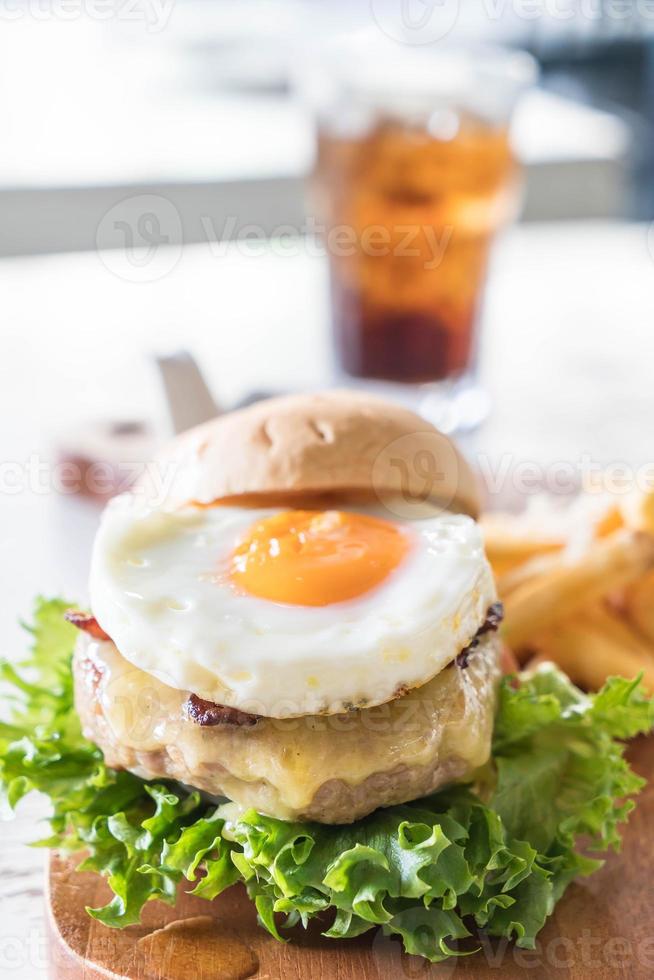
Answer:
47;737;654;980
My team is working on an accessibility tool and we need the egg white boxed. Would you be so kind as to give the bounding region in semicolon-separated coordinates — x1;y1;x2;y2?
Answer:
89;495;496;717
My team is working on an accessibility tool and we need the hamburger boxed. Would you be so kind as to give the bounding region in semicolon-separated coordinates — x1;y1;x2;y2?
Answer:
1;391;651;966
76;391;501;824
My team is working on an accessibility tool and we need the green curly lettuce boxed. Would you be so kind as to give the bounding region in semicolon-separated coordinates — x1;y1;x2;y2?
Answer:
0;598;652;961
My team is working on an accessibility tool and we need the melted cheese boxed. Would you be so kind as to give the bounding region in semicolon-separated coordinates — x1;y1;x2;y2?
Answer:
76;635;500;821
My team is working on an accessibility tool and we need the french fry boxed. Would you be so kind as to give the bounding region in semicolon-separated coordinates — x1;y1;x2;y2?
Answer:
623;569;654;646
533;616;654;694
482;515;566;587
619;489;654;535
578;603;654;660
502;529;654;650
481;515;564;563
488;556;526;580
496;551;563;599
593;503;625;538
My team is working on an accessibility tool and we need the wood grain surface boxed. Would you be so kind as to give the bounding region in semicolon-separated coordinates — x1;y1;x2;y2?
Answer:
47;737;654;980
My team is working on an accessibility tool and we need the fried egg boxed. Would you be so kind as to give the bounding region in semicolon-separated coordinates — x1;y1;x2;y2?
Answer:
90;495;495;717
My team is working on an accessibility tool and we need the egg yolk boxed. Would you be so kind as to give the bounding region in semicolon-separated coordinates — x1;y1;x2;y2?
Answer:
229;510;411;606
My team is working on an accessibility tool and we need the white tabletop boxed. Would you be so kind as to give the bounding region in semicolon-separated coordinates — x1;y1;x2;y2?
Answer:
1;220;653;976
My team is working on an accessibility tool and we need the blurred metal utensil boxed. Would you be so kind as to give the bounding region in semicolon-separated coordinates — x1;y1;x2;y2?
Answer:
155;350;221;434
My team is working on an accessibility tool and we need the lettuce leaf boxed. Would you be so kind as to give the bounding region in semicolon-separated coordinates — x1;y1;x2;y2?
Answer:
0;598;652;961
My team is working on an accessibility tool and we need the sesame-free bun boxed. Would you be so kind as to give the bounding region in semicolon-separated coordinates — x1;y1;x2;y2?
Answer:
140;390;480;518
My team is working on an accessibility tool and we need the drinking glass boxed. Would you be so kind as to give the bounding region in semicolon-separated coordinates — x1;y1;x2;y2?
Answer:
304;38;535;431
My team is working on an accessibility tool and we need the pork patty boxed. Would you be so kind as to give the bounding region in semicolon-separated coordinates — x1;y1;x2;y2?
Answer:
74;630;501;824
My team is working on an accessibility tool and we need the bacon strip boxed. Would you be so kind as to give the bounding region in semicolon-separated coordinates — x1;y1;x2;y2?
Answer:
184;693;260;728
71;601;504;727
452;602;504;669
476;601;504;637
64;610;112;642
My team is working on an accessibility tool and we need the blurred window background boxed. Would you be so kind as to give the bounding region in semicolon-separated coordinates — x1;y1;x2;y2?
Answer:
1;0;653;255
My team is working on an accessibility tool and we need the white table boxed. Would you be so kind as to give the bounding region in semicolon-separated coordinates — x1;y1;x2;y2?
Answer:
1;221;653;977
